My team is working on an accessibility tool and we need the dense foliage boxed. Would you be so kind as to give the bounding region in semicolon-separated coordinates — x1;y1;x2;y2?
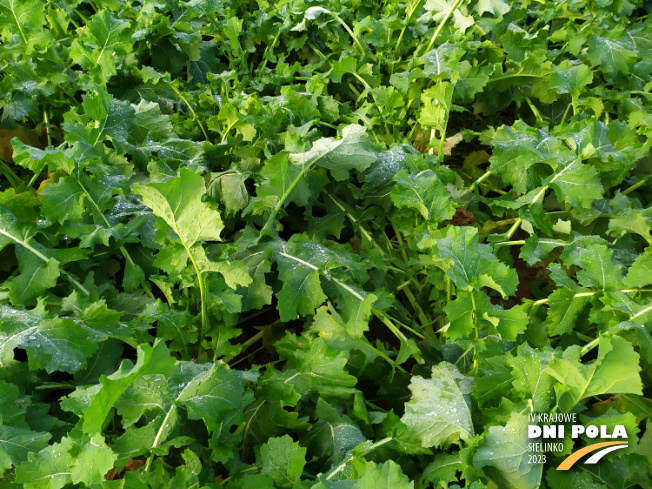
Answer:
1;0;651;487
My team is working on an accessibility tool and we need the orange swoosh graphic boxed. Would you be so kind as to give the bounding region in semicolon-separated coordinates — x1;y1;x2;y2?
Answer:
556;441;628;470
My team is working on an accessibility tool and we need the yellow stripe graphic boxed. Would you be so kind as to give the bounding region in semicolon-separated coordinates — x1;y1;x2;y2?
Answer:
556;441;628;470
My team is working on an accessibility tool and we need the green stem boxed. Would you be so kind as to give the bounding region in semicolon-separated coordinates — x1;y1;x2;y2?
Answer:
188;248;208;344
35;383;75;390
631;303;652;320
325;437;392;480
0;159;22;188
505;218;523;240
257;29;281;74
76;178;155;299
494;240;526;247
623;175;652;195
395;0;419;55
365;400;388;412
421;0;463;55
28;169;41;189
43;110;52;147
531;289;652;308
238;330;264;353
469;169;491;191
438;129;446;162
559;102;572;125
350;73;391;135
580;337;599;356
166;212;209;341
260;157;319;235
0;228;90;295
348;82;362;99
322;190;385;255
277;250;414;368
74;9;90;26
525;97;544;123
402;286;432;331
331;12;366;54
221;121;237;143
170;85;210;141
389;223;429;326
374;308;426;341
488;72;551;82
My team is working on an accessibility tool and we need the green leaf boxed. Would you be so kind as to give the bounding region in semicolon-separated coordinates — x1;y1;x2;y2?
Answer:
519;237;567;266
0;0;48;49
64;89;136;158
138;301;196;353
418;83;453;133
68;10;133;82
0;379;25;425
581;453;650;489
39;175;86;224
380;410;431;455
473;356;513;408
135;168;224;248
442;291;477;339
364;146;408;190
176;362;254;432
546;335;643;412
4;255;61;306
211;172;249;216
305;398;367;460
421;453;463;487
237;246;273;311
422;45;463;80
352;460;413;489
309;307;381;364
0;425;50;476
12;140;74;175
508;345;557;412
70;433;116;485
290;124;377;181
455;62;491;101
274;241;328;322
391;169;456;222
546;469;607;489
488;121;572;194
257;151;329;209
259;435;307;488
608;211;652;244
548;161;604;209
624;248;652;288
15;435;76;489
474;0;510;16
277;336;358;400
482;303;528;341
550;61;593;96
427;226;518;297
576;244;623;291
272;235;367;322
473;412;543;489
0;307;97;373
81;340;176;433
242;393;309;462
401;363;474;448
587;32;637;75
544;287;592;336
